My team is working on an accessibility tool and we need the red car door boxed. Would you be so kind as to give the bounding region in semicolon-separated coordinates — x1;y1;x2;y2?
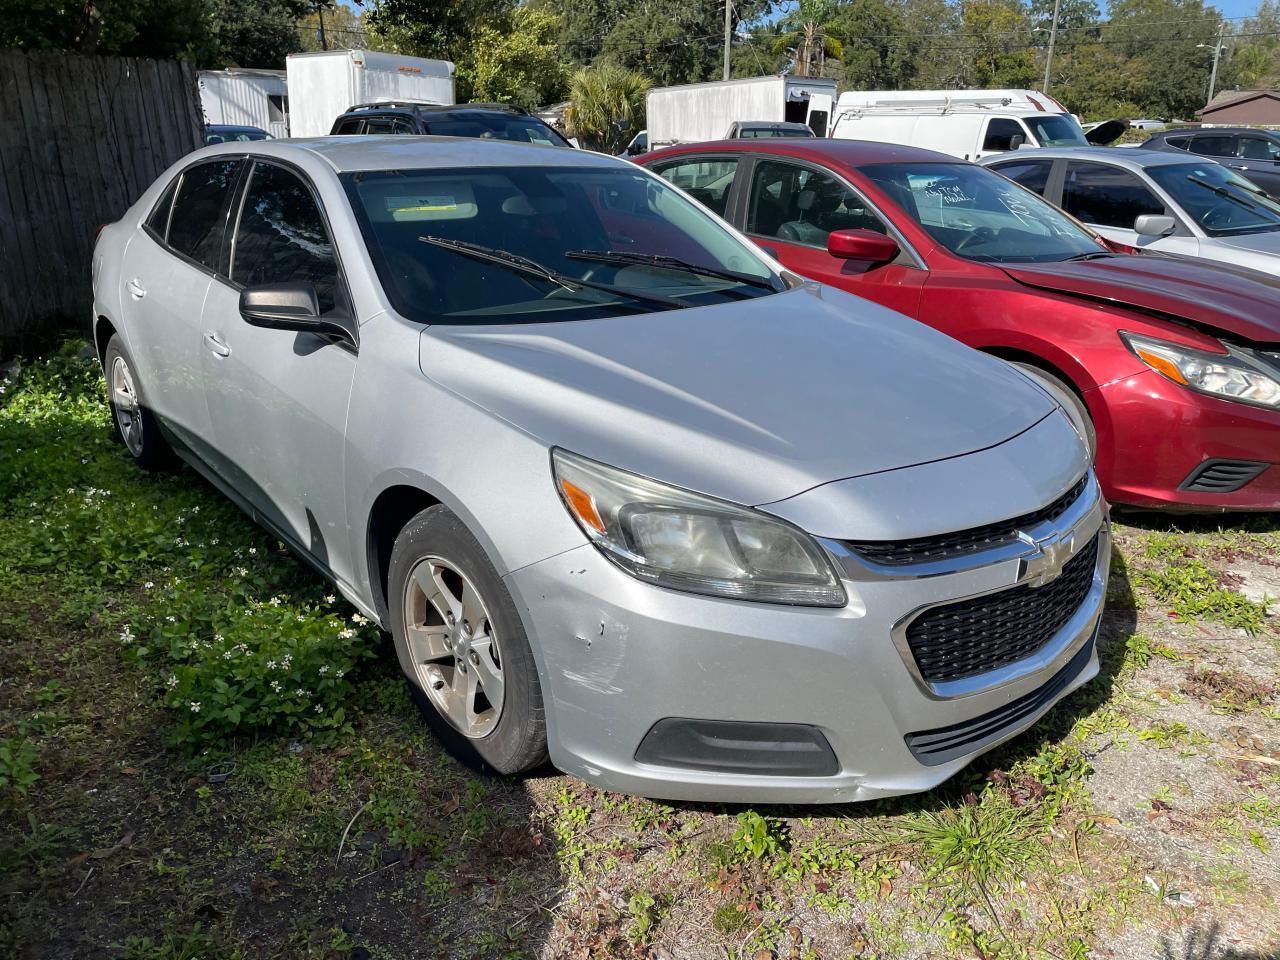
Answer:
738;156;927;317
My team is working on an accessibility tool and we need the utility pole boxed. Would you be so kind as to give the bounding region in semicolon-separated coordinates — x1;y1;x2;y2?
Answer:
1207;20;1225;103
1042;0;1061;93
317;2;329;51
723;0;732;80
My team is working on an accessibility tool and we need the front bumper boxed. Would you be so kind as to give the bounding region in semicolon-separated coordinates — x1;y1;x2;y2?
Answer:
1095;369;1280;511
505;481;1109;803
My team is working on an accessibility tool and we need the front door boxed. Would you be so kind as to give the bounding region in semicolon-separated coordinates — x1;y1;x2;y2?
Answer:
738;157;927;316
200;159;358;580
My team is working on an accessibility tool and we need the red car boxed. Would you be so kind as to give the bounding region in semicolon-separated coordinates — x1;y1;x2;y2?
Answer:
639;140;1280;511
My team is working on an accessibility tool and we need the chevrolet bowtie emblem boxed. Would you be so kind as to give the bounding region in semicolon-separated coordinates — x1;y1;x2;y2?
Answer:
1016;530;1075;587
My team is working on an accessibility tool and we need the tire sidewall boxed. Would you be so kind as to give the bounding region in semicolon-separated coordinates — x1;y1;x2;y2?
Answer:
387;505;546;775
104;334;172;471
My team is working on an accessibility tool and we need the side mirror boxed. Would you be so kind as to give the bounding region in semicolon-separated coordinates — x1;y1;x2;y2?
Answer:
239;282;356;347
1133;214;1176;237
1009;133;1026;150
827;228;899;264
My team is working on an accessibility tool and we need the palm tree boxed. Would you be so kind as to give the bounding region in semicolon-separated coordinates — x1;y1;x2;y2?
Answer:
772;0;843;77
566;62;651;154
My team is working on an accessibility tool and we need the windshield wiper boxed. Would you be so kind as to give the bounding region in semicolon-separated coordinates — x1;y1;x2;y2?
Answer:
1185;176;1264;214
418;236;684;309
565;249;779;291
1062;251;1117;262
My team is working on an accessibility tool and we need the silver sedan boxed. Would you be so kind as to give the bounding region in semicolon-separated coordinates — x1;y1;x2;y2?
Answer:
92;136;1106;802
982;146;1280;276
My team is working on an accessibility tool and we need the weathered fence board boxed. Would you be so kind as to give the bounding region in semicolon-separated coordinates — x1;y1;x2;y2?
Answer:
0;49;204;352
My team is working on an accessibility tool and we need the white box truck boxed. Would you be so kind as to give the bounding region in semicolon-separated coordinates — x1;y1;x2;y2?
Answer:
828;89;1092;161
646;75;838;148
285;49;456;137
198;68;289;138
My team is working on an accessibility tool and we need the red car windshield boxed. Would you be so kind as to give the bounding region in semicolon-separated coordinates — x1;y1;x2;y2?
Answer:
860;162;1105;263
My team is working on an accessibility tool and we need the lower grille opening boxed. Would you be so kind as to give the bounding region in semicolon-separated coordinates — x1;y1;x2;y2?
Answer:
634;719;839;777
1179;459;1269;493
904;632;1096;767
905;533;1100;684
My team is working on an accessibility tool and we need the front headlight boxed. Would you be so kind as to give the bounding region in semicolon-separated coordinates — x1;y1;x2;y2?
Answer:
552;449;846;607
1121;332;1280;410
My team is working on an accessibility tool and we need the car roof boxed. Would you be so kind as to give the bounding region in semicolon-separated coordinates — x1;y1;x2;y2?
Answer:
982;146;1215;170
194;136;622;173
209;124;267;132
1151;126;1277;137
643;138;959;166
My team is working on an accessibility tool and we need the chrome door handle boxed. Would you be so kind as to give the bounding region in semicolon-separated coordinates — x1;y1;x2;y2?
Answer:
204;332;231;358
126;278;146;299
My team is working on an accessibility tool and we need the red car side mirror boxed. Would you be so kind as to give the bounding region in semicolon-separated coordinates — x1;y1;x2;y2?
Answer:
828;229;899;264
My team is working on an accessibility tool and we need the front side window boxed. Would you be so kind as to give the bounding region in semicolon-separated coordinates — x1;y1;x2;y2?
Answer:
1146;162;1280;236
746;159;888;248
652;158;738;216
343;165;780;325
859;161;1102;263
989;158;1054;195
334;118;363;135
983;118;1028;152
166;158;243;270
1238;136;1280;161
232;162;339;312
1061;161;1165;230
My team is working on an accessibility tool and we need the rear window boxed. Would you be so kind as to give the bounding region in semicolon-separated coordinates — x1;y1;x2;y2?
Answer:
422;114;570;147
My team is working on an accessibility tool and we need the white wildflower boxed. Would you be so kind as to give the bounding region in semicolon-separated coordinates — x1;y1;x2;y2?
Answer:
338;628;356;640
190;701;201;713
270;680;282;693
319;665;329;674
166;675;178;689
351;613;369;626
324;595;336;605
266;660;277;670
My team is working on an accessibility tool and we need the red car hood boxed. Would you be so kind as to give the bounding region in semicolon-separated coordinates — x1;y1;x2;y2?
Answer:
1002;255;1280;344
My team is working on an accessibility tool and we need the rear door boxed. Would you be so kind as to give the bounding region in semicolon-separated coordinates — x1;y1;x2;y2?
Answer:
734;155;927;316
118;157;244;458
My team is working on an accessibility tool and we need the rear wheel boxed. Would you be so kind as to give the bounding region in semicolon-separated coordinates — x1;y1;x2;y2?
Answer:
1013;362;1096;462
388;505;547;775
104;334;175;471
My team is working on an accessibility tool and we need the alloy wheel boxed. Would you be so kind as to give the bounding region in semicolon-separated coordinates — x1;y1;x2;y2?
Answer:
401;556;505;739
110;355;144;457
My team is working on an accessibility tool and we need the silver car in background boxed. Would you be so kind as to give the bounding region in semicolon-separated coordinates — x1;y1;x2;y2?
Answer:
982;146;1280;277
92;137;1108;802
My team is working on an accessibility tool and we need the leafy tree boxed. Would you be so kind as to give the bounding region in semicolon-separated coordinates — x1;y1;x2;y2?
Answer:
206;0;309;67
296;2;368;52
1099;0;1221;117
362;0;514;64
823;0;919;89
566;61;649;153
463;7;567;107
1;0;207;57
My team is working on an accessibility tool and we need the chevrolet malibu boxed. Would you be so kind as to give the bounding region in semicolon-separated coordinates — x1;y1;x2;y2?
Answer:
92;137;1107;802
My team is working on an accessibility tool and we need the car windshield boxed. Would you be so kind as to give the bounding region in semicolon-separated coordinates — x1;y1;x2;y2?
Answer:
343;166;782;324
1024;114;1087;147
1145;162;1280;237
424;114;570;147
859;161;1103;263
741;126;813;138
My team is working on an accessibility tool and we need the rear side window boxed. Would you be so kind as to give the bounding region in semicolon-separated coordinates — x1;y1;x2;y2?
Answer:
363;116;410;134
983;118;1028;152
652;158;739;216
145;177;179;239
1164;136;1191;150
333;118;363;135
166;158;243;270
1061;161;1165;229
1189;136;1235;157
231;162;339;313
990;159;1053;195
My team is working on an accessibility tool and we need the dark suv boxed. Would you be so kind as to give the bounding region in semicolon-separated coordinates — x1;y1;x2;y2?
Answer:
329;102;572;147
1139;127;1280;195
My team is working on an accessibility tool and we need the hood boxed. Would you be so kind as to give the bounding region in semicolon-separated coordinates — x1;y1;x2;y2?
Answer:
1208;229;1280;256
418;285;1053;507
1002;254;1280;344
1084;119;1130;145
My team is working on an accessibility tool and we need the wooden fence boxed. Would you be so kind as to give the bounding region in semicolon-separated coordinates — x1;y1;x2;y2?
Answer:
0;50;204;352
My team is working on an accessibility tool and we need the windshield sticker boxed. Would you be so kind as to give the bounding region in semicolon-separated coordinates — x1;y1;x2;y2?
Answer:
384;194;477;221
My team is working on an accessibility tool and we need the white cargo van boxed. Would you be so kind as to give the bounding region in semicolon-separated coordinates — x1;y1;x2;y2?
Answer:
828;89;1089;161
646;76;837;150
285;50;456;137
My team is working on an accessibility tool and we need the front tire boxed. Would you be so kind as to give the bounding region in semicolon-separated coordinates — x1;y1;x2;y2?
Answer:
388;505;547;775
103;334;175;471
1013;362;1096;462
